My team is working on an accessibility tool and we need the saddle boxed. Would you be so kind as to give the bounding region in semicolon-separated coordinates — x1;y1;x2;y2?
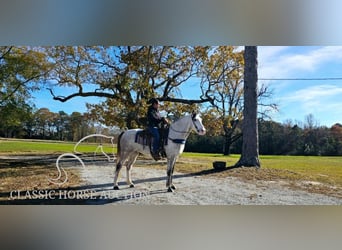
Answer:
135;126;169;160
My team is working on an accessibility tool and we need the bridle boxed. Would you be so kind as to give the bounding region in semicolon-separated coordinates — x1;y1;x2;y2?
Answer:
192;117;202;134
167;114;204;145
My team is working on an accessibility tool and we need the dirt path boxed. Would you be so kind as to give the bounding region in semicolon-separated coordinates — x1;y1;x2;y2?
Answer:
1;154;341;204
81;161;342;205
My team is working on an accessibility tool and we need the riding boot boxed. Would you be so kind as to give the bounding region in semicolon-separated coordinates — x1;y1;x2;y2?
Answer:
152;151;161;161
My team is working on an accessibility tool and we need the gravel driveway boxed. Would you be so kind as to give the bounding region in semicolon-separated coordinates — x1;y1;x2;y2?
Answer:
80;160;342;205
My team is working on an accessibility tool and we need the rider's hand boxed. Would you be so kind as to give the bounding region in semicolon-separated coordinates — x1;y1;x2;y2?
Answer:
162;117;169;124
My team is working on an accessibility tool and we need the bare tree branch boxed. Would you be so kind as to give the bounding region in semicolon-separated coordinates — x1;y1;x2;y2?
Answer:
47;88;119;102
158;96;211;105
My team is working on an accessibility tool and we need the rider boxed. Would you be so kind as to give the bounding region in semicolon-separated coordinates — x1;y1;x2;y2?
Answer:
146;98;168;159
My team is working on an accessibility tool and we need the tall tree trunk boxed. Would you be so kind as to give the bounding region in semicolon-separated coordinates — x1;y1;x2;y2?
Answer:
223;135;232;155
222;120;241;155
235;46;260;168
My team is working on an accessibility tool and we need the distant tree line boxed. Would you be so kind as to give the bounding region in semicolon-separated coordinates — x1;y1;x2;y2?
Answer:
0;107;115;141
186;118;342;156
1;103;341;156
258;119;342;156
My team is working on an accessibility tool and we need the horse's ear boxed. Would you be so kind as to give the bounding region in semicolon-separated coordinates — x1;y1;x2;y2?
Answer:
191;111;197;119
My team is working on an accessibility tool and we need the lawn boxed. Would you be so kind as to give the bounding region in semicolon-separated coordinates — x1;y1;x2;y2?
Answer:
130;151;342;192
1;139;342;198
1;139;341;182
182;152;342;172
0;138;117;154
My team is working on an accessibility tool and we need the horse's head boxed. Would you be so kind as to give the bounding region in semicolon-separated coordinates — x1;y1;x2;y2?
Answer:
190;112;206;135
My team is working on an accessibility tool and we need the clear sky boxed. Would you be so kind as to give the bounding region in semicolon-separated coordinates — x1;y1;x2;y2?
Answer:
32;46;342;127
257;46;342;127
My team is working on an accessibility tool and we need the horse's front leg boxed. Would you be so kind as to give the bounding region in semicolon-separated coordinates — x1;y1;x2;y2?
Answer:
166;157;177;192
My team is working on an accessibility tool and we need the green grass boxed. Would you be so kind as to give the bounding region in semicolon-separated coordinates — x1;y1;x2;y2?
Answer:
1;139;342;199
0;139;117;154
179;153;342;187
2;139;342;188
261;155;342;186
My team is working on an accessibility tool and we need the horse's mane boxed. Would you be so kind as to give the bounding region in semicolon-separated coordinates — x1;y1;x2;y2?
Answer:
173;113;196;124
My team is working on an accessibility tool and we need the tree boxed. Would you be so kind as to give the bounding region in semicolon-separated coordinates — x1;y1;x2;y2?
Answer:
69;112;84;141
258;119;285;155
0;46;50;138
304;113;318;130
0;46;49;105
54;111;69;141
200;46;244;155
281;121;304;155
199;46;277;155
33;108;56;139
235;46;260;168
45;46;212;129
330;123;342;155
0;98;33;137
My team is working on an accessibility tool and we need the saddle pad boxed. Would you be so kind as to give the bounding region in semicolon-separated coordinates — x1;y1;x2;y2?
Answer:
135;128;170;146
135;130;151;146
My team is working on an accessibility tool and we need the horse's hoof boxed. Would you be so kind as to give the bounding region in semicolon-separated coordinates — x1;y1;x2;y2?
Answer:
113;186;120;190
171;185;176;190
129;184;135;188
167;187;174;193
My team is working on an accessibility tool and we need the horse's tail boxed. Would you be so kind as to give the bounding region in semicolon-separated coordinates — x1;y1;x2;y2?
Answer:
116;131;125;162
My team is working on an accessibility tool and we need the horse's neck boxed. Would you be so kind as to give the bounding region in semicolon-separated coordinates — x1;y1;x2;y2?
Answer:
170;116;192;138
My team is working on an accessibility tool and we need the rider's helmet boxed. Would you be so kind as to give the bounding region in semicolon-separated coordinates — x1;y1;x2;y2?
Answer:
148;98;159;105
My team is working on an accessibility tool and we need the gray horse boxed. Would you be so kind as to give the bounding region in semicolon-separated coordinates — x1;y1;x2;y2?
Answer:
113;112;206;192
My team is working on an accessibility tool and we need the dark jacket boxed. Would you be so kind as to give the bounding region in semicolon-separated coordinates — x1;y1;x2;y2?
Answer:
147;105;163;127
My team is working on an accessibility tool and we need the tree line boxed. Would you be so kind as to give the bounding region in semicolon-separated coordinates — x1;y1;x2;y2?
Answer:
186;117;342;156
0;107;114;141
2;104;341;156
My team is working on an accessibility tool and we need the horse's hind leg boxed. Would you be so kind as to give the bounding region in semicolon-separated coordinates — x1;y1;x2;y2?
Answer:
126;153;139;188
113;160;123;190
